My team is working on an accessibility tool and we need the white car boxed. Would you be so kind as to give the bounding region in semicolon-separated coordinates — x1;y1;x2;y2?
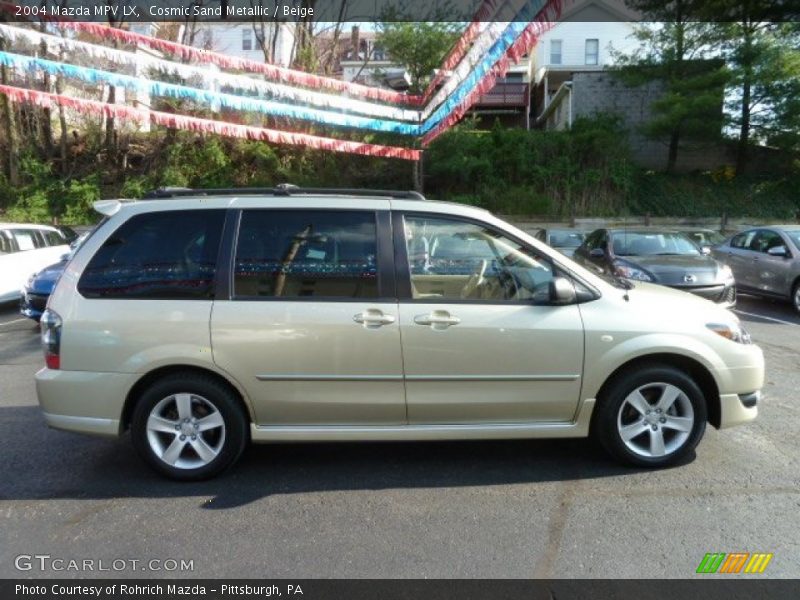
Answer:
0;223;70;303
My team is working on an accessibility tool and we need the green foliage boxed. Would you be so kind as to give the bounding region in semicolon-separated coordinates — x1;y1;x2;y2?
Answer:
611;3;728;172
376;21;461;94
59;176;102;225
426;116;635;217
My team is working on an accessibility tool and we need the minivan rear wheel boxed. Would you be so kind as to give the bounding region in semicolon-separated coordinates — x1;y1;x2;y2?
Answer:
131;373;248;480
594;365;707;468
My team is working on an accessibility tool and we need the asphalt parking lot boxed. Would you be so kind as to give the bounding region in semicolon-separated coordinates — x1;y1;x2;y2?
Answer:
0;296;798;579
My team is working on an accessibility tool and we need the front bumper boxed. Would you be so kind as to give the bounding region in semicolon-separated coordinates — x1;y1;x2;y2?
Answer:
671;282;737;308
718;391;760;429
35;368;135;437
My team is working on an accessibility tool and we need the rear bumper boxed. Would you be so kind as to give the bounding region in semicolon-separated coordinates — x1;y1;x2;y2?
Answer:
35;368;134;437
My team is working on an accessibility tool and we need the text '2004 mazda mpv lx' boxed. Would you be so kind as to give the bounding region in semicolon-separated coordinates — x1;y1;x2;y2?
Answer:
36;188;764;480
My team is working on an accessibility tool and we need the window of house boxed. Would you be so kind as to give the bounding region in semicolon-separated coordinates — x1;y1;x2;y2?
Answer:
78;210;225;299
242;28;252;51
585;39;599;65
403;215;556;303
234;210;379;299
550;39;562;65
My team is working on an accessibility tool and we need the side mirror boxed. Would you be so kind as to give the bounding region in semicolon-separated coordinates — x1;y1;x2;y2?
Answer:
589;248;605;259
767;246;788;257
549;276;577;305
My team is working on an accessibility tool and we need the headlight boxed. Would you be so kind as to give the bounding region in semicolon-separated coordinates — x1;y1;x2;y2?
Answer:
718;264;734;280
707;322;752;344
613;261;654;282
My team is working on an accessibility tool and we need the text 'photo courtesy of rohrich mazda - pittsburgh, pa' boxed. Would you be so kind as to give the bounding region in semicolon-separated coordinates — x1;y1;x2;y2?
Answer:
3;0;800;596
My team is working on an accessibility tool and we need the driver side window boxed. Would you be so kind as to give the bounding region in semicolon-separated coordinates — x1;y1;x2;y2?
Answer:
403;215;555;302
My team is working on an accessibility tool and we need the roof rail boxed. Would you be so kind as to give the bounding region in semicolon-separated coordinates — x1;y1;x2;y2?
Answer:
143;186;426;201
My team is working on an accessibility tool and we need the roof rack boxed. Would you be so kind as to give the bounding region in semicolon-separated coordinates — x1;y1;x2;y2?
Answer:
143;186;426;201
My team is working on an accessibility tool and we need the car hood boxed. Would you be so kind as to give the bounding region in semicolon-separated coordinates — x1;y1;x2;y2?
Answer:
620;254;724;285
27;260;67;293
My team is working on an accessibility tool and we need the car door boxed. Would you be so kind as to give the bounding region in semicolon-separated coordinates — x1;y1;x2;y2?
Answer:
750;229;793;296
720;230;758;290
210;205;406;426
394;212;584;424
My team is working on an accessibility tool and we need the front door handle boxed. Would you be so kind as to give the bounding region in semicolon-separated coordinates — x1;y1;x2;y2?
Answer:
414;310;461;330
353;309;395;328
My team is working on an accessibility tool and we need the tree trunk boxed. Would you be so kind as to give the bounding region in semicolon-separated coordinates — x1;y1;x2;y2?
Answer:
735;26;754;177
736;79;750;176
666;129;680;173
55;75;69;176
105;85;116;153
0;59;20;185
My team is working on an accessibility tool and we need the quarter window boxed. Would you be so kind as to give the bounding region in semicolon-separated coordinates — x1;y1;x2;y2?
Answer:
234;210;379;299
78;210;225;299
44;230;66;246
403;215;555;302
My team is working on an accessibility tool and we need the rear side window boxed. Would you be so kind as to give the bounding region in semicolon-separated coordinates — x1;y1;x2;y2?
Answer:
12;230;38;251
731;231;756;249
234;210;378;299
78;210;225;299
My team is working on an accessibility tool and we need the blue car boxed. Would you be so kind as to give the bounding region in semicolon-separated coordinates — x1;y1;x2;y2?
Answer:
20;258;68;321
20;231;89;321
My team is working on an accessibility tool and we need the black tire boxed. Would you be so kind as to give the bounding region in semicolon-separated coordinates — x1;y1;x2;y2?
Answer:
792;279;800;314
593;364;707;468
131;372;248;481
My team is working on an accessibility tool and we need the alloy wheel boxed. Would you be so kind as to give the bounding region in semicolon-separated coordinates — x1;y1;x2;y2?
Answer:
616;382;695;458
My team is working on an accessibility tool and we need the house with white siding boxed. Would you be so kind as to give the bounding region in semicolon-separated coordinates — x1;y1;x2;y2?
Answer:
531;1;640;129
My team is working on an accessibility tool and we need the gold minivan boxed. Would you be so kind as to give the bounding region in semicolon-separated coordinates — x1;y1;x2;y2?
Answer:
36;189;764;480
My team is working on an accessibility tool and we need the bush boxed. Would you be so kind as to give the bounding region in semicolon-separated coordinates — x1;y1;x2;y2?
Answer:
426;115;636;216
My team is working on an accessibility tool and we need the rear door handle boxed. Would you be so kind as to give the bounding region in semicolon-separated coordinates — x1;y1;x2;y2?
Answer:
353;309;395;328
414;311;461;329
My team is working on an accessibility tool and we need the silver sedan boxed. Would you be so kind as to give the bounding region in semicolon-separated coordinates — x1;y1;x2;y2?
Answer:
712;225;800;313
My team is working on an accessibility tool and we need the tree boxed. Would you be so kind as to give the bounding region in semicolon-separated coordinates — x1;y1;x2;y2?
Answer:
376;21;460;94
703;0;800;174
612;0;727;173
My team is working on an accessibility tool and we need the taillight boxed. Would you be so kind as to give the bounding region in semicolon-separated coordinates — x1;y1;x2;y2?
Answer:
40;308;62;370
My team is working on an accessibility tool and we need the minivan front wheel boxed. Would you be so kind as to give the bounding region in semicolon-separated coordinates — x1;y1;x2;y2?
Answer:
131;373;248;480
594;365;707;468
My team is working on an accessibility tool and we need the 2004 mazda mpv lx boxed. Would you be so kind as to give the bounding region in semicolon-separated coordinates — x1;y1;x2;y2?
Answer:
36;188;764;480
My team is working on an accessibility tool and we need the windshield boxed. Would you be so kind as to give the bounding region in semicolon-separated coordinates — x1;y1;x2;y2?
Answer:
785;230;800;250
549;231;585;248
612;232;700;256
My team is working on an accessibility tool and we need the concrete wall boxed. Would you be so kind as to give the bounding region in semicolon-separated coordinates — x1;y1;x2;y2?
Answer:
570;71;729;172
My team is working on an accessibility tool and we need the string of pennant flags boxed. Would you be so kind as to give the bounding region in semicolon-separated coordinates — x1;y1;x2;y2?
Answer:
0;0;563;161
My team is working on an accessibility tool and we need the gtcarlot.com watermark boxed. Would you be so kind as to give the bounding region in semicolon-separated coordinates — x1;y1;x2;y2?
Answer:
15;554;194;573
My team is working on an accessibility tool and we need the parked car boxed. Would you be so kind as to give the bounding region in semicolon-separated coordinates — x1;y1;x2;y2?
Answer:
37;188;763;480
0;224;70;303
20;232;91;321
671;227;726;251
711;226;800;313
573;228;737;308
534;228;586;257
